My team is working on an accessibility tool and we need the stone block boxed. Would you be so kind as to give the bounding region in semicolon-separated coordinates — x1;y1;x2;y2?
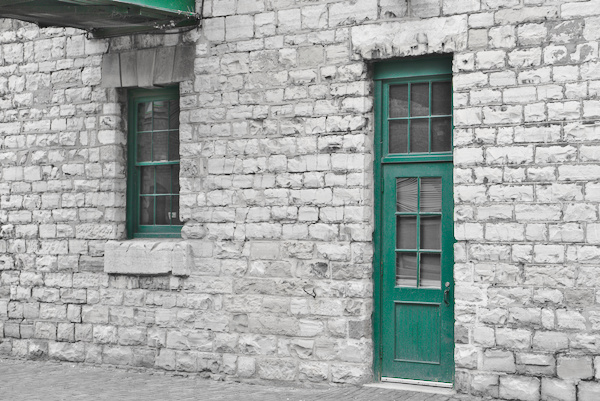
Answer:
176;350;198;372
93;325;117;344
471;373;499;398
101;53;121;88
500;375;540;401
542;378;575;401
557;356;593;380
49;342;84;362
483;349;516;372
350;16;467;60
257;358;296;381
237;356;255;377
103;346;133;366
331;363;371;385
119;51;137;87
153;47;175;85
104;240;192;276
579;382;600;401
136;48;156;88
155;349;176;371
132;348;155;368
455;345;478;369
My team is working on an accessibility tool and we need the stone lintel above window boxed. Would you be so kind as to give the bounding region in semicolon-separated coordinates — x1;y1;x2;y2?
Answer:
104;239;191;276
101;46;195;88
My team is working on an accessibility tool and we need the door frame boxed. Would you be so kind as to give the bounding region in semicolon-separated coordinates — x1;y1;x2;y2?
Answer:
372;55;454;382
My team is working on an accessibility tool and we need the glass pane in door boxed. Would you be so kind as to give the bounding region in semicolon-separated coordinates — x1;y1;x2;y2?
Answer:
420;254;441;288
410;83;429;116
431;81;451;115
389;84;409;118
420;216;441;250
420;177;442;212
396;178;418;212
397;216;417;250
389;120;408;154
410;119;429;153
397;253;418;287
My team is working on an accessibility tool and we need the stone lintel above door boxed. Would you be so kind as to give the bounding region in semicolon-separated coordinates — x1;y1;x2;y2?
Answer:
350;16;467;60
101;45;195;88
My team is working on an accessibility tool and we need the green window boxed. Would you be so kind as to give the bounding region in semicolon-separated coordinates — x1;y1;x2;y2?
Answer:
127;87;183;238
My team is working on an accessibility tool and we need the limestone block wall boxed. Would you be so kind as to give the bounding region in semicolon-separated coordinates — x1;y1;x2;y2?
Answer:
0;6;375;386
446;3;600;401
1;0;600;398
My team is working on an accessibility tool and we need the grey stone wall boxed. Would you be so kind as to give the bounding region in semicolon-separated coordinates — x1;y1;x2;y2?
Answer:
1;0;600;398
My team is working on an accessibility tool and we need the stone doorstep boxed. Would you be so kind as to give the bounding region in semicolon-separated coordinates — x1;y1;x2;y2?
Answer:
364;381;456;395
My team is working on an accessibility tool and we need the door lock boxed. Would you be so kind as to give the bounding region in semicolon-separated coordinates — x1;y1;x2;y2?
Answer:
444;282;450;305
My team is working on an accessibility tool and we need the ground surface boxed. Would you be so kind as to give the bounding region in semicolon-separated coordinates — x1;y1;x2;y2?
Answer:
0;358;486;401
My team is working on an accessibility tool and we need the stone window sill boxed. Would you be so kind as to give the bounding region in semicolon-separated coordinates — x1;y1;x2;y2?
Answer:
104;239;191;276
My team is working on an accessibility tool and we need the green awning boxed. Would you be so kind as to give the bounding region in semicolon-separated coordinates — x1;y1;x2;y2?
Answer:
0;0;199;38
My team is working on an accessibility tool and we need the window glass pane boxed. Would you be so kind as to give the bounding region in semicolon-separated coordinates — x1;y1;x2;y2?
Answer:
389;120;407;154
172;165;180;193
137;132;151;162
410;83;429;117
156;165;171;194
432;81;451;115
389;84;408;118
421;177;442;212
140;197;154;225
169;131;180;161
153;132;169;161
169;100;180;130
420;216;441;250
420;254;441;288
138;102;152;132
171;195;183;225
410;119;429;153
397;216;417;250
153;101;169;131
431;117;452;152
140;166;154;194
396;253;417;287
156;196;169;225
396;177;418;212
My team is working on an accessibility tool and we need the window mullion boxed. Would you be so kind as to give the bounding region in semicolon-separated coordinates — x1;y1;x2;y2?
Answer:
428;81;432;153
407;83;411;153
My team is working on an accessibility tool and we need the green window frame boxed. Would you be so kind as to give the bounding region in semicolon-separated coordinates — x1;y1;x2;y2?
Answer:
375;56;453;164
127;87;183;238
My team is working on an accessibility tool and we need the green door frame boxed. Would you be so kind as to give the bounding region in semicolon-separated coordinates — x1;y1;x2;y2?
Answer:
372;55;454;381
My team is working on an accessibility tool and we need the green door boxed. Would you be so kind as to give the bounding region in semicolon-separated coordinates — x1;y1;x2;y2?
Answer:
373;56;454;385
381;162;454;383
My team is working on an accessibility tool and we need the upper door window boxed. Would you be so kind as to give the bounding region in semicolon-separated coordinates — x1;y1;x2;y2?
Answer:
386;79;452;155
127;87;183;238
387;80;452;154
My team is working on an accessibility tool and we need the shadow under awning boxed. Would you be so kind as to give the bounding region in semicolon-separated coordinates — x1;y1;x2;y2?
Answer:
0;0;198;38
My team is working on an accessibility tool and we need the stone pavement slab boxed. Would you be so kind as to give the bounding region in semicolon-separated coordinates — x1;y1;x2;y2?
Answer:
0;358;485;401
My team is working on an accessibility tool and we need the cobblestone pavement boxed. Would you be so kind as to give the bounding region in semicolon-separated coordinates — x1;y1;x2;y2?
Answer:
0;358;486;401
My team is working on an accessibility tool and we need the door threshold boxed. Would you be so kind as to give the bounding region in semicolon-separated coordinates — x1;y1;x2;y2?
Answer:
365;378;455;395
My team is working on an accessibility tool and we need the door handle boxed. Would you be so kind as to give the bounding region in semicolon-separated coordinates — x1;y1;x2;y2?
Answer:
444;282;450;305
